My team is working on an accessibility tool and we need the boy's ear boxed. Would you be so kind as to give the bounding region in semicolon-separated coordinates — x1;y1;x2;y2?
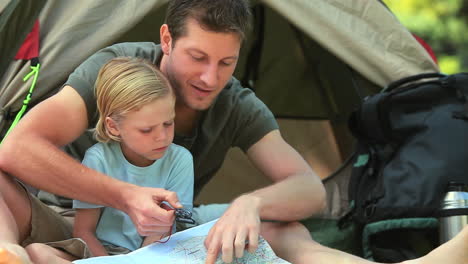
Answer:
105;117;120;137
160;24;172;55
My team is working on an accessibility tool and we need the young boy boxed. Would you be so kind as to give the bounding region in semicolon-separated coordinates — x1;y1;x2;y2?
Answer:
24;57;194;263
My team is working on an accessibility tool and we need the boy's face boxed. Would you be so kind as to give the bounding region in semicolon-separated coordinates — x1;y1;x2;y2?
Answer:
107;95;175;167
161;18;241;111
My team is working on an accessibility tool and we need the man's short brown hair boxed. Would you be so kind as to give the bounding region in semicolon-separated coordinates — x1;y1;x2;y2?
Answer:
165;0;252;44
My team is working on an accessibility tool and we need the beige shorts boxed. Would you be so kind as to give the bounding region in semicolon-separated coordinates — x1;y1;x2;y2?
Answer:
46;238;130;258
19;186;129;258
20;192;73;247
18;188;90;258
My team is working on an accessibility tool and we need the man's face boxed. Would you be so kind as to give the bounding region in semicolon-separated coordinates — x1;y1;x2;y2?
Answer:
161;19;241;111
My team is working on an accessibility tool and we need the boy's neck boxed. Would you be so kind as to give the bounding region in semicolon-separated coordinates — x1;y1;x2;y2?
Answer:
175;103;201;136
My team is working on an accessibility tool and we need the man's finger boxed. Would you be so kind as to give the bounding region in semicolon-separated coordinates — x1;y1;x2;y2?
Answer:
154;189;182;209
204;225;216;248
247;230;259;254
205;234;221;264
147;203;175;222
234;229;247;259
221;232;235;263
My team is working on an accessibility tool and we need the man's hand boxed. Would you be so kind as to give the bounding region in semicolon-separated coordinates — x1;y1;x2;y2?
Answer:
204;195;261;264
122;186;182;236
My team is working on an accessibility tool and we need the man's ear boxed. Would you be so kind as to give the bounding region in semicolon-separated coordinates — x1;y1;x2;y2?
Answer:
105;117;120;137
160;24;172;55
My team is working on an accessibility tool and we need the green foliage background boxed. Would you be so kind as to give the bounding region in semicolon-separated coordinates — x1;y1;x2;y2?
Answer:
385;0;468;74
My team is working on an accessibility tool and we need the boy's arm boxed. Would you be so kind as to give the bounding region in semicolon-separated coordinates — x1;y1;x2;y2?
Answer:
73;208;108;257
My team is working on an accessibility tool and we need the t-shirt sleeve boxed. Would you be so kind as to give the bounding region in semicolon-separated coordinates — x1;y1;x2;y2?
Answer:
64;42;159;128
73;148;106;209
65;46;122;127
165;147;194;212
229;83;279;152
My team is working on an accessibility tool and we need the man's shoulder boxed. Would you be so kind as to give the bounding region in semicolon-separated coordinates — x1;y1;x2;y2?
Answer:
222;77;249;94
217;77;256;104
213;77;268;113
101;42;161;58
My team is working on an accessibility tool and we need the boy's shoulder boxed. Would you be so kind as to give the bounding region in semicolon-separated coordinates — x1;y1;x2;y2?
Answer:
85;141;120;158
162;144;193;165
167;143;192;158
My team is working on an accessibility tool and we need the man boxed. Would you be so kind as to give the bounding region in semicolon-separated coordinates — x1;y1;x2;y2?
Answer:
0;0;325;263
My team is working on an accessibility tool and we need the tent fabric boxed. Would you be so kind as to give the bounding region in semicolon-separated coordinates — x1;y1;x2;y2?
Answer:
262;0;439;88
0;0;167;134
0;0;45;89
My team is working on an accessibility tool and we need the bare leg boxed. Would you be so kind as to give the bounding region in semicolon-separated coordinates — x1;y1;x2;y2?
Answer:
25;243;75;264
261;221;379;264
0;170;34;263
261;221;468;264
404;225;468;264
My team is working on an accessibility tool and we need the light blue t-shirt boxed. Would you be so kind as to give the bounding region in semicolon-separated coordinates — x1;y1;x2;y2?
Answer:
73;142;194;251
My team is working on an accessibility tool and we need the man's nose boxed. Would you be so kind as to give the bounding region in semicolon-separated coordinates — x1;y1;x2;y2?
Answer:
200;64;218;88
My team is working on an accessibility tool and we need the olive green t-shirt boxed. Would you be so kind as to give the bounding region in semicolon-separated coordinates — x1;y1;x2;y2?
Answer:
66;42;279;197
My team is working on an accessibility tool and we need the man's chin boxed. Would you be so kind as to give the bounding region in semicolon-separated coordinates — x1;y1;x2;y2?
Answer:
185;99;214;111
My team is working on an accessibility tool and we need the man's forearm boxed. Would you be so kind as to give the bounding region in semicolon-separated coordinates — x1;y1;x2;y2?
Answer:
0;133;129;211
245;172;326;221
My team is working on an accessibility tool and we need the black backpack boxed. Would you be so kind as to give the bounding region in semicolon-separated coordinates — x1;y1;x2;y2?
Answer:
342;72;468;262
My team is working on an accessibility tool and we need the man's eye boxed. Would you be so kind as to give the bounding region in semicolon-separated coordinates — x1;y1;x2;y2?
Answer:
164;121;174;127
140;129;152;134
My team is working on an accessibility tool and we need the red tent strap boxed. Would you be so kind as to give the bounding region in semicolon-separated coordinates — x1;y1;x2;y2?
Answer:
413;34;438;65
15;20;40;61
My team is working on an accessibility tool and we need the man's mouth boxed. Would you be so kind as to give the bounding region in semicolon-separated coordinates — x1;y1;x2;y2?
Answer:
191;84;213;96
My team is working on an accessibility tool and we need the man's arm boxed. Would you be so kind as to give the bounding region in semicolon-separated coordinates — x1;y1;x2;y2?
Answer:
205;129;325;263
243;129;326;219
0;86;180;235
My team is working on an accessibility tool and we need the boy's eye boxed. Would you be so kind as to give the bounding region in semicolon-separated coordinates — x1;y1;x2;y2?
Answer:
191;55;204;61
140;128;152;134
221;60;234;66
164;121;174;127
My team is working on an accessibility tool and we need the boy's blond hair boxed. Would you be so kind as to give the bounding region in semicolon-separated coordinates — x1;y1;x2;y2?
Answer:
94;57;173;142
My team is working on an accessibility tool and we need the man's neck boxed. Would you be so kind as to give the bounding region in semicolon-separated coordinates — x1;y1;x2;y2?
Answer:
175;103;201;136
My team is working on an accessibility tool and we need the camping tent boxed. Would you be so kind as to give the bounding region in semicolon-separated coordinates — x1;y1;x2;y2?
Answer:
0;0;439;251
